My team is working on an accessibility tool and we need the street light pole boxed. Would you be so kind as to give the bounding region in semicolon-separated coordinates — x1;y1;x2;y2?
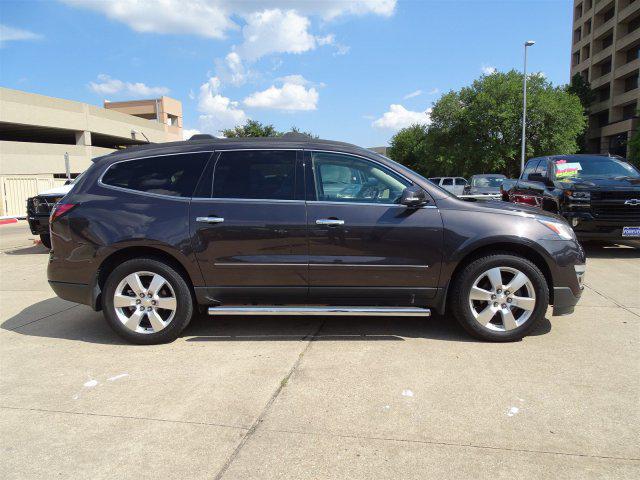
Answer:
521;40;535;175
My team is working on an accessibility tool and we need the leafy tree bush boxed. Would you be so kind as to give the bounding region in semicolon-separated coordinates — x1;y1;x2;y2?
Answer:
388;70;587;178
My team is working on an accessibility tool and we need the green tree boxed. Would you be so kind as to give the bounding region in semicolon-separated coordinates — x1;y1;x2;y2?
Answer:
387;124;430;175
221;119;282;138
221;120;317;139
389;70;587;178
566;73;595;153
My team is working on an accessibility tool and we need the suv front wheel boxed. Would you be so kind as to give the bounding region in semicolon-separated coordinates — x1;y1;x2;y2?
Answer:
450;253;549;342
103;258;194;344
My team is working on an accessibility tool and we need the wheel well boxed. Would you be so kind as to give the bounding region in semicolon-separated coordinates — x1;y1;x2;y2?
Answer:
447;243;554;306
96;246;194;309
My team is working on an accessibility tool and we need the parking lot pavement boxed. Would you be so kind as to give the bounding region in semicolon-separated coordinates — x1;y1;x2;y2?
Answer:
1;223;638;479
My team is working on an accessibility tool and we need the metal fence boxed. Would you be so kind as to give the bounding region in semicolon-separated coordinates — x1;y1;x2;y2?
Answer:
1;176;67;217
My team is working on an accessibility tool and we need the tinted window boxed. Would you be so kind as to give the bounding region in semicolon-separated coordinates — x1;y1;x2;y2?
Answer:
312;152;409;204
212;150;296;200
102;153;209;197
552;156;640;179
522;159;540;179
441;178;453;186
455;178;468;185
535;160;548;177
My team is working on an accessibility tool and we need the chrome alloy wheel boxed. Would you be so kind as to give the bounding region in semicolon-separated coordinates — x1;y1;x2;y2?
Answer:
468;267;536;332
113;271;177;334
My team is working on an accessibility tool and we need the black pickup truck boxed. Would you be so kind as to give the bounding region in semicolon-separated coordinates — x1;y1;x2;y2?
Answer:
501;154;640;240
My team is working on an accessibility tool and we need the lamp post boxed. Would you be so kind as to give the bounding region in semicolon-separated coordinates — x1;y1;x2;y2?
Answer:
521;40;535;174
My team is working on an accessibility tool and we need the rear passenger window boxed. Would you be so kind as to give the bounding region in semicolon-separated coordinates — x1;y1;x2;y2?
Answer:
212;150;296;200
442;178;453;186
102;153;210;197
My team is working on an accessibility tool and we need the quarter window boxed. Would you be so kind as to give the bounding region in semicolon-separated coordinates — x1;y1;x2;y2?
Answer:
212;150;296;200
102;153;210;197
312;152;409;204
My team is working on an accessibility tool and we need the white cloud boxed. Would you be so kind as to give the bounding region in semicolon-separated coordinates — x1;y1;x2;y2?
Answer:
403;89;422;100
428;88;440;95
481;64;497;75
88;74;169;97
62;0;236;39
372;104;431;130
63;1;396;38
237;9;317;61
244;77;319;111
197;77;247;133
0;24;42;46
182;128;201;140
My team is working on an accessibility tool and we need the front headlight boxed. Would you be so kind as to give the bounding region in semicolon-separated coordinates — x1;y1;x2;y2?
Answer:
564;190;590;201
537;219;576;240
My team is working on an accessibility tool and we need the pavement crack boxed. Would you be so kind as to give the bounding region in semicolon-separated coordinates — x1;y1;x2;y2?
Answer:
212;320;325;480
584;284;640;318
260;427;640;462
0;405;249;431
7;304;80;330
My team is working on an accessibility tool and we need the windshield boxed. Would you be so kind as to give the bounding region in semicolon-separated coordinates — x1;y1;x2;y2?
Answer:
471;176;505;187
552;157;640;179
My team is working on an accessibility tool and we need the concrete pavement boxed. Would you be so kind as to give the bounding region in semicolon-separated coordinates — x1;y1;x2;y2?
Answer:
0;223;638;479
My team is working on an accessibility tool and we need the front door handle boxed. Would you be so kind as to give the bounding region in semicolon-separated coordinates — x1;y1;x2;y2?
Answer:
196;216;225;224
316;218;345;226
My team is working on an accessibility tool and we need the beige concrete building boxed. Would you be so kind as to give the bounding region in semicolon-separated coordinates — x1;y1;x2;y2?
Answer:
571;0;640;156
0;87;182;216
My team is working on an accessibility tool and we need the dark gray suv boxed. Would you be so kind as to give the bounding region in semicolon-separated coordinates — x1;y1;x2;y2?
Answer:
47;134;586;344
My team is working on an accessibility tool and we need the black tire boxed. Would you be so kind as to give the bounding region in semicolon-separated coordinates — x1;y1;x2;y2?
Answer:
102;257;194;345
40;234;51;249
450;253;549;342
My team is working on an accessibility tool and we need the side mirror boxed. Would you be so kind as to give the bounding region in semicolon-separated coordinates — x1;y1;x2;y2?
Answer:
400;185;429;208
528;173;553;186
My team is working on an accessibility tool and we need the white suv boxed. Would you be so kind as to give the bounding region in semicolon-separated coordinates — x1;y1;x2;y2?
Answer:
428;177;468;196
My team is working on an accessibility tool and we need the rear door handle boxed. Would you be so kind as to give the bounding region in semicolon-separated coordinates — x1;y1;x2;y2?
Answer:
316;218;345;226
196;216;225;224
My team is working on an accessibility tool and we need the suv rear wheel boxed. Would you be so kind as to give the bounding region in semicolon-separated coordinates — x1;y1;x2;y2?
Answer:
103;258;194;344
450;254;549;342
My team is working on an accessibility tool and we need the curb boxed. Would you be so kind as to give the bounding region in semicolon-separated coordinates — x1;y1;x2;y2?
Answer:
0;218;19;226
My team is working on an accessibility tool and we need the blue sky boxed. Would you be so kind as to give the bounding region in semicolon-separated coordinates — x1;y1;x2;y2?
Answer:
1;0;572;147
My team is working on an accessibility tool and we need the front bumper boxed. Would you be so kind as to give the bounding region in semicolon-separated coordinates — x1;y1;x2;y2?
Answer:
562;211;640;240
27;214;50;235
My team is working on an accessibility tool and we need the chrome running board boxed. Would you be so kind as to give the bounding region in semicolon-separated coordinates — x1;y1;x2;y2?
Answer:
208;306;430;316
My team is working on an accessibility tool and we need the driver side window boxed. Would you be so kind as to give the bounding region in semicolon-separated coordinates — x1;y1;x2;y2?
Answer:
312;152;410;204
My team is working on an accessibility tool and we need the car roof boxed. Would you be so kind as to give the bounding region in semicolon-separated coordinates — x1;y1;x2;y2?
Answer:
471;173;506;177
92;134;370;165
529;154;625;163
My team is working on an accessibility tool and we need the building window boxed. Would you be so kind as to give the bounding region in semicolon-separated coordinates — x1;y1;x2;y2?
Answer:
585;0;592;10
595;110;609;127
628;16;640;34
585;19;592;34
575;3;583;19
627;45;640;63
601;33;613;50
624;73;639;92
603;7;615;23
600;59;612;76
597;85;611;101
574;27;582;43
573;51;581;66
622;102;638;120
583;44;591;59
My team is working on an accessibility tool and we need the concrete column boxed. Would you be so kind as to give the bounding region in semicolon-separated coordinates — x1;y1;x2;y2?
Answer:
75;131;91;146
